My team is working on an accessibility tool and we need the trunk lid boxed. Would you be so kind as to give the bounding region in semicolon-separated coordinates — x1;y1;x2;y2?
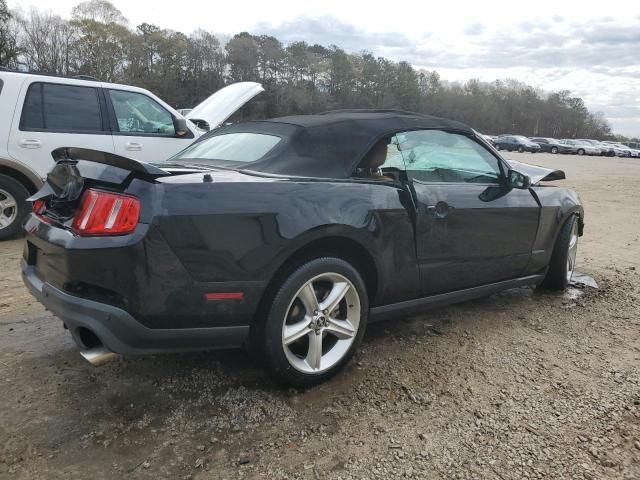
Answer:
186;82;264;131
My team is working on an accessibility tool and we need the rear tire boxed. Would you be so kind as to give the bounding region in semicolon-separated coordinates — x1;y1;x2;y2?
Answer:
0;175;30;241
259;257;368;387
577;149;585;156
551;147;558;154
518;146;525;153
540;215;579;291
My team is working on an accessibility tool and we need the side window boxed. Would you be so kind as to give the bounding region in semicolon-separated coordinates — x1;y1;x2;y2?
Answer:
20;82;103;132
108;90;175;136
393;130;503;184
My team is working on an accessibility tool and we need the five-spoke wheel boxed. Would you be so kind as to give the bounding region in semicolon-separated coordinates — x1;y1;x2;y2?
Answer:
282;273;360;374
260;257;368;386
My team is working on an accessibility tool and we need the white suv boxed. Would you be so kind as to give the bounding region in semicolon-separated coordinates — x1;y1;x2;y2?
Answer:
0;70;263;239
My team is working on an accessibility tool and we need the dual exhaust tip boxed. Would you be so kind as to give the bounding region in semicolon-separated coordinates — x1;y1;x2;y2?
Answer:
79;346;119;366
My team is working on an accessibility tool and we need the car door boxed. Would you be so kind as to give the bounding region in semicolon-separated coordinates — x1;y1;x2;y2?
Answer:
8;80;114;179
392;129;540;296
105;88;195;162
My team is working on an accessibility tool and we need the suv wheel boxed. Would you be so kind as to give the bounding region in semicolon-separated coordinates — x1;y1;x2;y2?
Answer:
261;257;368;386
0;175;30;241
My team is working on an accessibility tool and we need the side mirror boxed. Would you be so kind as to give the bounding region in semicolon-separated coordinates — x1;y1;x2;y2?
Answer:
173;117;189;137
507;170;531;189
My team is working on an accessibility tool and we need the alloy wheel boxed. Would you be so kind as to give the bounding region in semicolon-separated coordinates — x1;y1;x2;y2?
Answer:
566;221;579;282
282;272;360;374
0;189;18;231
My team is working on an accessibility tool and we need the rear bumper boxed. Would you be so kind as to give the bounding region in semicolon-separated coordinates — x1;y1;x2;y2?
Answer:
22;261;249;355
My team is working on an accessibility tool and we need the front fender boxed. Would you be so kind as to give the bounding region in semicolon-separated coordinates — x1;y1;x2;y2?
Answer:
528;186;583;271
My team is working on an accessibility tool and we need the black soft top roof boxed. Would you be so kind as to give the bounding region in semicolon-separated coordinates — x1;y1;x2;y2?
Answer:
200;110;473;178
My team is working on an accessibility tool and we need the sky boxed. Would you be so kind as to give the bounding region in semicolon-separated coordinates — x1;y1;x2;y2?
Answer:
9;0;640;137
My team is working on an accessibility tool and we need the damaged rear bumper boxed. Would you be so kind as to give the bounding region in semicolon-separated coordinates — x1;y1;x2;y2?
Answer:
22;261;249;355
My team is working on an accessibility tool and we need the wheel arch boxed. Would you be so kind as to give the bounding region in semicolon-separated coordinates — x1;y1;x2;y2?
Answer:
0;161;42;195
553;208;583;246
254;233;379;326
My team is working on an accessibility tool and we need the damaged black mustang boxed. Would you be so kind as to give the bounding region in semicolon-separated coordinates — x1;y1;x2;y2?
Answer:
22;110;584;386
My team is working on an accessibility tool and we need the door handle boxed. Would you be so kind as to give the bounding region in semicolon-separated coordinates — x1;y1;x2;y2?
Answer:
18;139;42;149
426;201;452;219
125;142;142;151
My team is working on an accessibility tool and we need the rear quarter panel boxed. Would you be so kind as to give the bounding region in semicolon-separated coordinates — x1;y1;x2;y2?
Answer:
153;178;419;305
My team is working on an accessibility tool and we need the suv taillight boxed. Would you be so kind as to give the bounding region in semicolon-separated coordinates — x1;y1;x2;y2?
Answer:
72;189;140;236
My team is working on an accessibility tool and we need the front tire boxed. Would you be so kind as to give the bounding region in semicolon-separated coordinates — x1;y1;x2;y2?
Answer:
261;257;368;386
577;148;585;156
518;146;525;153
540;215;579;291
551;147;559;154
0;175;30;241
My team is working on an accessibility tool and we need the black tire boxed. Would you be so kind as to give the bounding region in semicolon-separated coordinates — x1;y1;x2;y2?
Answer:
259;257;368;387
551;147;558;154
0;175;30;241
540;215;579;291
518;146;525;153
577;148;585;156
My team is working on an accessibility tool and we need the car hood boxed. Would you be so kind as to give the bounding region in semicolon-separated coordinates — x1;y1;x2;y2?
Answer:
186;82;264;130
507;160;565;184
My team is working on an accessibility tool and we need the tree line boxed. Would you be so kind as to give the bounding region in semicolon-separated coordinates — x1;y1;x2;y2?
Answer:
0;0;624;140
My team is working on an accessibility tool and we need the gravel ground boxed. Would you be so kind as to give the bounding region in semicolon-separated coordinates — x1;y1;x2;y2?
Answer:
0;152;639;479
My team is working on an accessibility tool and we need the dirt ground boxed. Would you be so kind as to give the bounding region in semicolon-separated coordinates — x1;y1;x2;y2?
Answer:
0;152;638;480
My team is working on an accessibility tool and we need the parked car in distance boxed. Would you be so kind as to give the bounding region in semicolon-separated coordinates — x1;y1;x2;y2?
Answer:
600;141;629;157
0;69;263;240
22;110;584;386
494;135;541;153
602;142;637;157
576;139;614;157
480;133;496;145
529;137;572;154
558;139;600;156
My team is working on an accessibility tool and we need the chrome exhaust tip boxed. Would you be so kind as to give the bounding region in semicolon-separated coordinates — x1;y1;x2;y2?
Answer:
80;346;119;366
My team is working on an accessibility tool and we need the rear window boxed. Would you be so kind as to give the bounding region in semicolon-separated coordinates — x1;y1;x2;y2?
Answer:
20;82;103;133
172;133;281;165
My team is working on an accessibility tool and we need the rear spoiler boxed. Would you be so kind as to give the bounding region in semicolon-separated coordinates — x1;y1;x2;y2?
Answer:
52;147;168;176
27;148;170;202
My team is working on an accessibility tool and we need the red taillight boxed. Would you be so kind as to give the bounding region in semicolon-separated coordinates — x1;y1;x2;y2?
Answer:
32;199;46;215
72;189;140;236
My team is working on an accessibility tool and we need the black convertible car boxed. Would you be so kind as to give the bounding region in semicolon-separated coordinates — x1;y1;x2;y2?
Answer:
22;110;584;385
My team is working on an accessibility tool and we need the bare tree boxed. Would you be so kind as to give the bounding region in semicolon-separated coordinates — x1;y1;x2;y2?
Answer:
0;0;18;67
15;8;75;74
7;0;615;139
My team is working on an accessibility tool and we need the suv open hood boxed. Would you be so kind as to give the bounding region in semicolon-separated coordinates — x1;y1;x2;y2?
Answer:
186;82;263;131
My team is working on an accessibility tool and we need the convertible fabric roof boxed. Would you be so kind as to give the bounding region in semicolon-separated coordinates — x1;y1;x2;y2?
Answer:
201;110;473;178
